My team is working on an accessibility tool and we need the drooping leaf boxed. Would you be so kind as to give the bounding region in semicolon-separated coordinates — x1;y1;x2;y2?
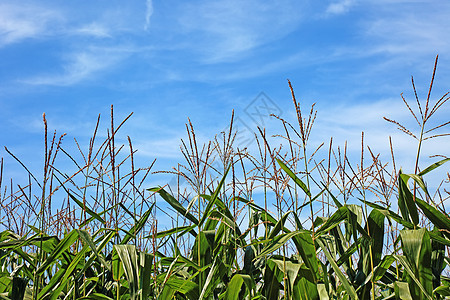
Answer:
148;187;198;225
291;230;318;283
262;259;283;299
277;158;311;197
257;230;308;259
415;197;450;239
293;264;320;300
362;200;414;229
394;281;413;300
434;285;450;297
159;276;199;299
315;206;349;237
68;192;105;225
418;157;450;176
153;225;197;239
224;274;245;300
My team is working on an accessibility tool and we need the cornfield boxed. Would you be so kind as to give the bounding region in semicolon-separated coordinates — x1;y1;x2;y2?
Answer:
0;56;449;299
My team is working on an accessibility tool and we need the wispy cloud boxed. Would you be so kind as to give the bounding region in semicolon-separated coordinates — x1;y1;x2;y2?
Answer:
74;23;111;38
0;3;62;47
364;6;450;57
325;0;356;15
144;0;154;31
22;46;135;86
309;96;450;172
176;0;303;63
0;2;154;86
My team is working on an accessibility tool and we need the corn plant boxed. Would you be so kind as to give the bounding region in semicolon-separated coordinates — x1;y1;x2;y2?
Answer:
0;56;448;299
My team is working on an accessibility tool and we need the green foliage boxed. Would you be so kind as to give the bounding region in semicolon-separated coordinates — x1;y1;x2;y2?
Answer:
0;58;449;299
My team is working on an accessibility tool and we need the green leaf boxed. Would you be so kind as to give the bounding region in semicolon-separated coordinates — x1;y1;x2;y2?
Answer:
270;258;304;295
10;277;28;300
399;228;433;300
404;174;429;197
160;255;200;270
77;229;109;270
114;245;139;300
394;255;432;300
78;294;114;300
262;259;283;299
199;256;227;300
36;229;79;275
434;285;450;297
268;211;292;240
316;237;358;300
293;264;320;300
121;202;154;244
292;230;318;283
362;200;414;229
277;158;311;197
418;157;450;176
198;166;230;227
153;225;196;239
225;274;245;300
158;276;199;299
140;252;154;300
257;230;307;259
68;192;105;225
368;208;385;265
324;186;343;208
355;208;385;298
399;171;419;226
38;246;88;299
148;187;199;225
415;198;450;239
394;281;413;300
315;206;349;237
372;255;396;283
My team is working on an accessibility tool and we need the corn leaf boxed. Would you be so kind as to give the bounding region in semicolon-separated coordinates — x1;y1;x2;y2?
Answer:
149;187;199;225
277;158;311;197
316;237;358;300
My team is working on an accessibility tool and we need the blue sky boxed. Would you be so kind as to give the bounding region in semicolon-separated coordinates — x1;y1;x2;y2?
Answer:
1;0;450;197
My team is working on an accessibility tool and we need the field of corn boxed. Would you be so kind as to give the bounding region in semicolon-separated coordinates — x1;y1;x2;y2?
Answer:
0;56;449;299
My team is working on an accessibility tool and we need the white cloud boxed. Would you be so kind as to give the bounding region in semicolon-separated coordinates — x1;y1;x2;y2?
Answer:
134;137;183;159
22;46;134;86
309;96;450;174
0;3;62;46
177;0;303;63
325;0;355;15
144;0;154;31
74;23;111;38
353;2;450;62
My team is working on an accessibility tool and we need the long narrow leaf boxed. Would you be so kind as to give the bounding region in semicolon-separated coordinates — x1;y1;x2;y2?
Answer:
277;158;311;197
316;237;358;300
121;202;155;244
36;230;79;275
148;187;199;225
418;158;450;176
198;166;230;227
